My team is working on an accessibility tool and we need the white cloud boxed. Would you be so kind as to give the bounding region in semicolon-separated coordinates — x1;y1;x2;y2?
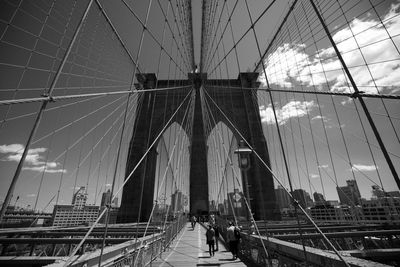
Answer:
318;164;329;169
259;100;316;125
3;145;46;165
46;162;58;168
23;166;67;173
352;164;378;172
0;143;66;173
310;174;319;179
260;3;400;95
312;115;325;121
0;144;24;153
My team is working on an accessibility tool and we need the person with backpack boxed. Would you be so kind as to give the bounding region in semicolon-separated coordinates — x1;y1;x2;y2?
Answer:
205;224;216;257
226;221;240;259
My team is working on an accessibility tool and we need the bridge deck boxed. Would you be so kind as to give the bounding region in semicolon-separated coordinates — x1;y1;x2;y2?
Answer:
151;222;247;267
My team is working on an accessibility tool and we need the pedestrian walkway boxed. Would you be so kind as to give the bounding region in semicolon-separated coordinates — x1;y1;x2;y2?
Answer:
150;222;247;266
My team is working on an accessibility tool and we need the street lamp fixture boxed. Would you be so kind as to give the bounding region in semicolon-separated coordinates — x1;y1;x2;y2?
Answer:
234;140;252;170
234;140;252;219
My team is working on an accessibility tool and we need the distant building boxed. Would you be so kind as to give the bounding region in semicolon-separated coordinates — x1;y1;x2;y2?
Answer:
337;180;361;206
275;186;291;209
313;192;326;205
72;186;87;208
99;206;119;224
1;206;52;228
171;190;183;214
218;203;226;214
309;204;358;222
101;189;118;207
52;187;99;227
372;185;385;199
209;200;217;212
387;191;400;198
227;189;247;218
98;190;119;224
292;189;313;208
101;190;111;207
372;185;400;199
361;197;400;222
326;200;340;206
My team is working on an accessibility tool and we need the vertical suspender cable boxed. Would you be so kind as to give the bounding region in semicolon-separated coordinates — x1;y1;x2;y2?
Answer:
242;0;310;261
309;0;400;190
0;0;95;223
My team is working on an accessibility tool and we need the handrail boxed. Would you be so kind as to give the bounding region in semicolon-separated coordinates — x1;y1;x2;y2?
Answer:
41;215;187;267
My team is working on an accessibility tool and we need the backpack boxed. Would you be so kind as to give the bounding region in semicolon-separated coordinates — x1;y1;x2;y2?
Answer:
234;227;241;240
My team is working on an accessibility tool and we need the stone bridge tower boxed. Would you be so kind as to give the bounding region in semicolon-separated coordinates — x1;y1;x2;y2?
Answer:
117;73;279;223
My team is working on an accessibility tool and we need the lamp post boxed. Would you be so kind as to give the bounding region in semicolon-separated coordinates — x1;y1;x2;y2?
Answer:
234;140;252;219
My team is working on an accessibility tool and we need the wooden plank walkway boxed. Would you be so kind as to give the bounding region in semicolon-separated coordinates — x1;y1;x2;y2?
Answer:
150;222;247;266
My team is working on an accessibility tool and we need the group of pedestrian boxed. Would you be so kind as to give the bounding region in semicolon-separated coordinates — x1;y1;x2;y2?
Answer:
226;221;241;259
205;224;220;256
205;221;240;259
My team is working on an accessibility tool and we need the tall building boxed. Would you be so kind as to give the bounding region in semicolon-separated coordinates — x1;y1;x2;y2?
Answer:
171;190;183;214
218;202;226;214
209;200;217;212
52;186;99;227
101;189;111;207
292;189;313;208
275;186;291;209
101;190;118;209
313;192;326;205
72;186;87;208
337;180;361;206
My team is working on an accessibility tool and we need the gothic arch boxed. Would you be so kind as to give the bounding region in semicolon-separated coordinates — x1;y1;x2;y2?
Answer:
118;73;279;223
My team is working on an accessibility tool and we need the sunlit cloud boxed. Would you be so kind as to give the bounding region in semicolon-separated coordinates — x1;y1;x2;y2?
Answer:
318;164;329;169
23;166;67;173
260;3;400;96
0;143;66;173
352;164;378;172
259;100;316;125
310;174;319;179
0;144;24;153
311;115;326;121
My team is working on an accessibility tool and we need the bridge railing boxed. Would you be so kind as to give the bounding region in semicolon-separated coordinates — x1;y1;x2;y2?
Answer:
236;232;391;267
32;215;188;267
106;215;187;267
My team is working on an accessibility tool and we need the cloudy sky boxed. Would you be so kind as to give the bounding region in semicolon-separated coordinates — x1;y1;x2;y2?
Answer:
256;0;400;201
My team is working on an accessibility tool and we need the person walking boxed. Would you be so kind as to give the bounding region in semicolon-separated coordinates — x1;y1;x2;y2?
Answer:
213;224;220;251
226;221;240;259
205;224;216;257
191;215;197;229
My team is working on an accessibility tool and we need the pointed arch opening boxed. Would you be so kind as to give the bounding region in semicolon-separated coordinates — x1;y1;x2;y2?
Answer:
206;122;247;220
152;122;190;222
